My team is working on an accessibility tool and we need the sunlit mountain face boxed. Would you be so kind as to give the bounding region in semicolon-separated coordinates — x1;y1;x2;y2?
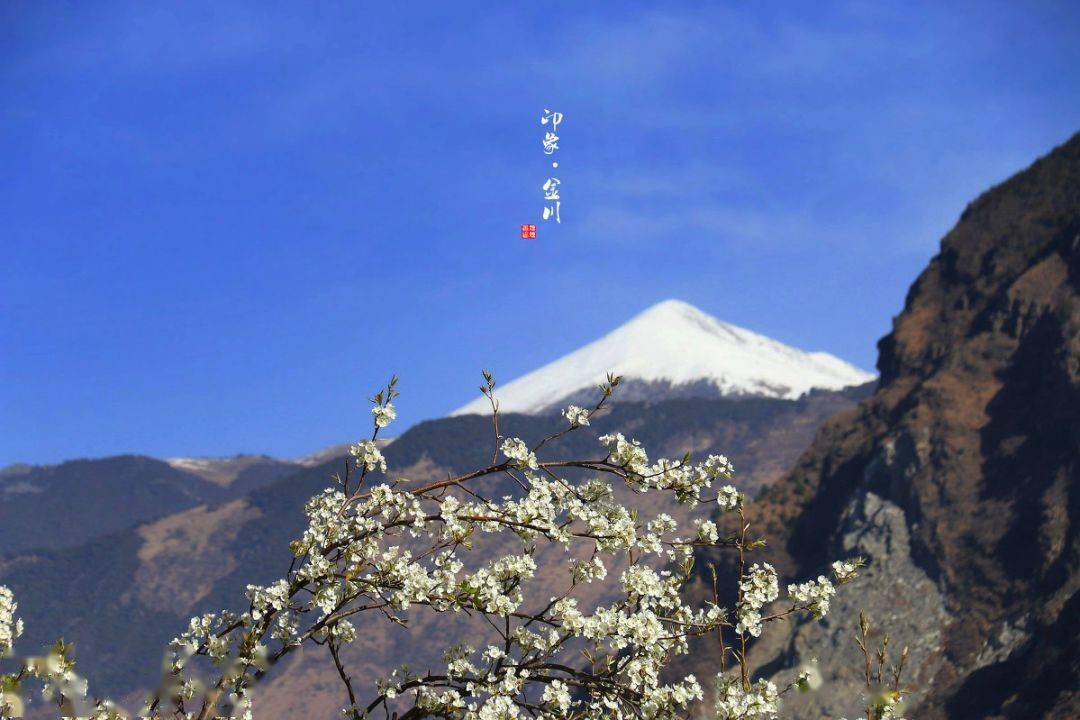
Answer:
452;299;874;416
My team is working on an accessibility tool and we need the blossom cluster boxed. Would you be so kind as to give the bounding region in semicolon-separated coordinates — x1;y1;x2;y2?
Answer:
736;563;780;637
371;402;397;428
832;559;861;583
598;433;741;510
562;404;591;427
350;438;387;473
0;585;23;656
715;676;779;720
788;576;836;618
500;437;538;470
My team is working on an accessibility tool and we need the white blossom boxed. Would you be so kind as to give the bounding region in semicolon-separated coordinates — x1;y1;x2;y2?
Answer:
832;558;861;583
717;484;742;511
371;403;397;428
501;437;538;470
0;585;24;656
694;518;720;543
788;576;836;618
736;563;779;637
599;432;649;474
541;678;572;713
715;675;779;720
569;556;608;583
350;439;387;473
701;453;735;479
562;404;590;427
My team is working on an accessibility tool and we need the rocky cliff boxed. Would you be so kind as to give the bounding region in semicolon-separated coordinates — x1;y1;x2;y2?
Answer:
710;132;1080;718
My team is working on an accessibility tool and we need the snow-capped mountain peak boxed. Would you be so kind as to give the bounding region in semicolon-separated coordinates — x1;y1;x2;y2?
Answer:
451;299;874;415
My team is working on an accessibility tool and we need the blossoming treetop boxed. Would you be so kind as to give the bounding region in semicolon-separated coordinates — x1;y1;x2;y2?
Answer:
0;373;907;720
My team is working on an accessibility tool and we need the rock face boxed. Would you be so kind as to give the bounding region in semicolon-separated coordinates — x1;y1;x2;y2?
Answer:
725;132;1080;718
746;468;952;718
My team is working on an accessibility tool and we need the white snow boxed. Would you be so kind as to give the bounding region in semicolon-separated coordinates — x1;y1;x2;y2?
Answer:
451;299;875;415
165;454;281;486
165;457;221;475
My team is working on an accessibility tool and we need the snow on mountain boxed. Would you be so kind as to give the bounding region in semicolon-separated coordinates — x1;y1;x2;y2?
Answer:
452;299;875;416
164;454;289;487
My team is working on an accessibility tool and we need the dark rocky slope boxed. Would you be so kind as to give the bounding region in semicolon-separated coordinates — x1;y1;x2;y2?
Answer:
701;132;1080;718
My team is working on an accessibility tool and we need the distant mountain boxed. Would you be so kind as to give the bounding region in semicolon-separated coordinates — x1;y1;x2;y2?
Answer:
0;454;300;555
164;454;304;496
0;448;392;558
681;132;1080;719
0;387;870;712
452;299;874;415
0;463;33;479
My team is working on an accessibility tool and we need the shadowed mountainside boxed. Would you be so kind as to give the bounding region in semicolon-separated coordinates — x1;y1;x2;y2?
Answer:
682;131;1080;719
0;455;298;554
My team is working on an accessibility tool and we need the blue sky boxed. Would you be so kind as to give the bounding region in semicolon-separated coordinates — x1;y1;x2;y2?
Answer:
2;1;1079;465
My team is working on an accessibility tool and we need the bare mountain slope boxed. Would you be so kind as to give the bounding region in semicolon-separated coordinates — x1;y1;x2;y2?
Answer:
684;131;1080;719
0;455;301;555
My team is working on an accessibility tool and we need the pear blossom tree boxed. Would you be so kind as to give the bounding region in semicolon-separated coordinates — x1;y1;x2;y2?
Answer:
0;373;907;720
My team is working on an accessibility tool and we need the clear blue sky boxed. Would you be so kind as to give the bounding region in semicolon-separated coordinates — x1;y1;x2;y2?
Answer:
3;1;1079;465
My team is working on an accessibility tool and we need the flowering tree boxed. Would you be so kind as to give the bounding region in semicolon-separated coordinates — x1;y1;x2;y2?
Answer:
0;374;906;720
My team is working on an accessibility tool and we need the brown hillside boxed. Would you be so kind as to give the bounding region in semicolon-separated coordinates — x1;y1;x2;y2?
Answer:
702;132;1080;719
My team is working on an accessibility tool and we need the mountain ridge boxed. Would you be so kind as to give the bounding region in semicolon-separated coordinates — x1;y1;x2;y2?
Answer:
0;454;300;556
